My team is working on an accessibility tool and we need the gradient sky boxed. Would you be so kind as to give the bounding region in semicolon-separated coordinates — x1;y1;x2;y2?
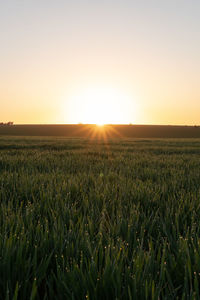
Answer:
1;0;200;125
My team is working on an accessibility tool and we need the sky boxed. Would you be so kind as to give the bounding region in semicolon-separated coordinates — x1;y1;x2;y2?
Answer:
0;0;200;125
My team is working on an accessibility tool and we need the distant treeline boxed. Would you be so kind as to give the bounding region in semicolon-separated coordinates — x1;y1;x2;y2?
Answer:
0;122;14;126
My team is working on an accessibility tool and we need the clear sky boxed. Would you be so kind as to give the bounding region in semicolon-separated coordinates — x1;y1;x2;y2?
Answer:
1;0;200;125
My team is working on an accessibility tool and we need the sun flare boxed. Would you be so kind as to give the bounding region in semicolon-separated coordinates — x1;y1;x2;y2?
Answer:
64;86;137;125
96;122;105;127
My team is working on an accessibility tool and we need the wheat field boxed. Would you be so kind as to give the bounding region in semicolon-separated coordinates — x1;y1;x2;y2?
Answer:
1;137;200;299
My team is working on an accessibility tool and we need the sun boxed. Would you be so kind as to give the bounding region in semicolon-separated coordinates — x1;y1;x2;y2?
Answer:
96;122;105;127
64;85;137;125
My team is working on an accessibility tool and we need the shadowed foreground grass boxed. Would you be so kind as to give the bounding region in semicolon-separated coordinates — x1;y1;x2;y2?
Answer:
1;137;200;299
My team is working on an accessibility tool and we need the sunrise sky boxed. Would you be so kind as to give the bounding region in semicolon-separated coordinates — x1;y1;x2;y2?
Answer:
1;0;200;125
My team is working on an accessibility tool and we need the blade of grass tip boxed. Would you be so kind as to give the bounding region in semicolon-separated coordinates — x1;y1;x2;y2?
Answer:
128;285;132;300
152;280;155;300
30;280;37;300
145;280;148;300
5;283;10;300
194;274;200;300
12;282;19;300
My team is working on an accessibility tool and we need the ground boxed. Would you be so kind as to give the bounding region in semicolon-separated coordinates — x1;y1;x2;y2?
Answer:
0;137;200;299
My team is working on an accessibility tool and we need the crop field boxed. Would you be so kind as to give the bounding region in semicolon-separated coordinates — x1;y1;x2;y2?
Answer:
1;124;200;138
1;136;200;299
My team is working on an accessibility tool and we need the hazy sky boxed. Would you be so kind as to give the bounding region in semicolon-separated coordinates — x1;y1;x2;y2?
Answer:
1;0;200;124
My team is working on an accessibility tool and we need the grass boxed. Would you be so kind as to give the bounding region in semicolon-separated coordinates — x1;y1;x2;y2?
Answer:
0;136;200;299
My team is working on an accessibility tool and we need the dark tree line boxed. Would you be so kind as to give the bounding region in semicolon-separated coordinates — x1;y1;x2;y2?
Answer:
0;122;14;126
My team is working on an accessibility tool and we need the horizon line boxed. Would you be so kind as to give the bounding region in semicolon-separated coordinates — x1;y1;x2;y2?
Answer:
3;123;200;127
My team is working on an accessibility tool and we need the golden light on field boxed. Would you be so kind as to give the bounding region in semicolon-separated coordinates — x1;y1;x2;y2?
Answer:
64;86;137;125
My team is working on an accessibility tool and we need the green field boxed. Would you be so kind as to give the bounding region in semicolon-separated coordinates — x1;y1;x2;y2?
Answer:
0;124;200;138
1;137;200;299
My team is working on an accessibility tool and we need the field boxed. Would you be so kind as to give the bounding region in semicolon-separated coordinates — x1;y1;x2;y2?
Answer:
1;136;200;299
0;124;200;138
